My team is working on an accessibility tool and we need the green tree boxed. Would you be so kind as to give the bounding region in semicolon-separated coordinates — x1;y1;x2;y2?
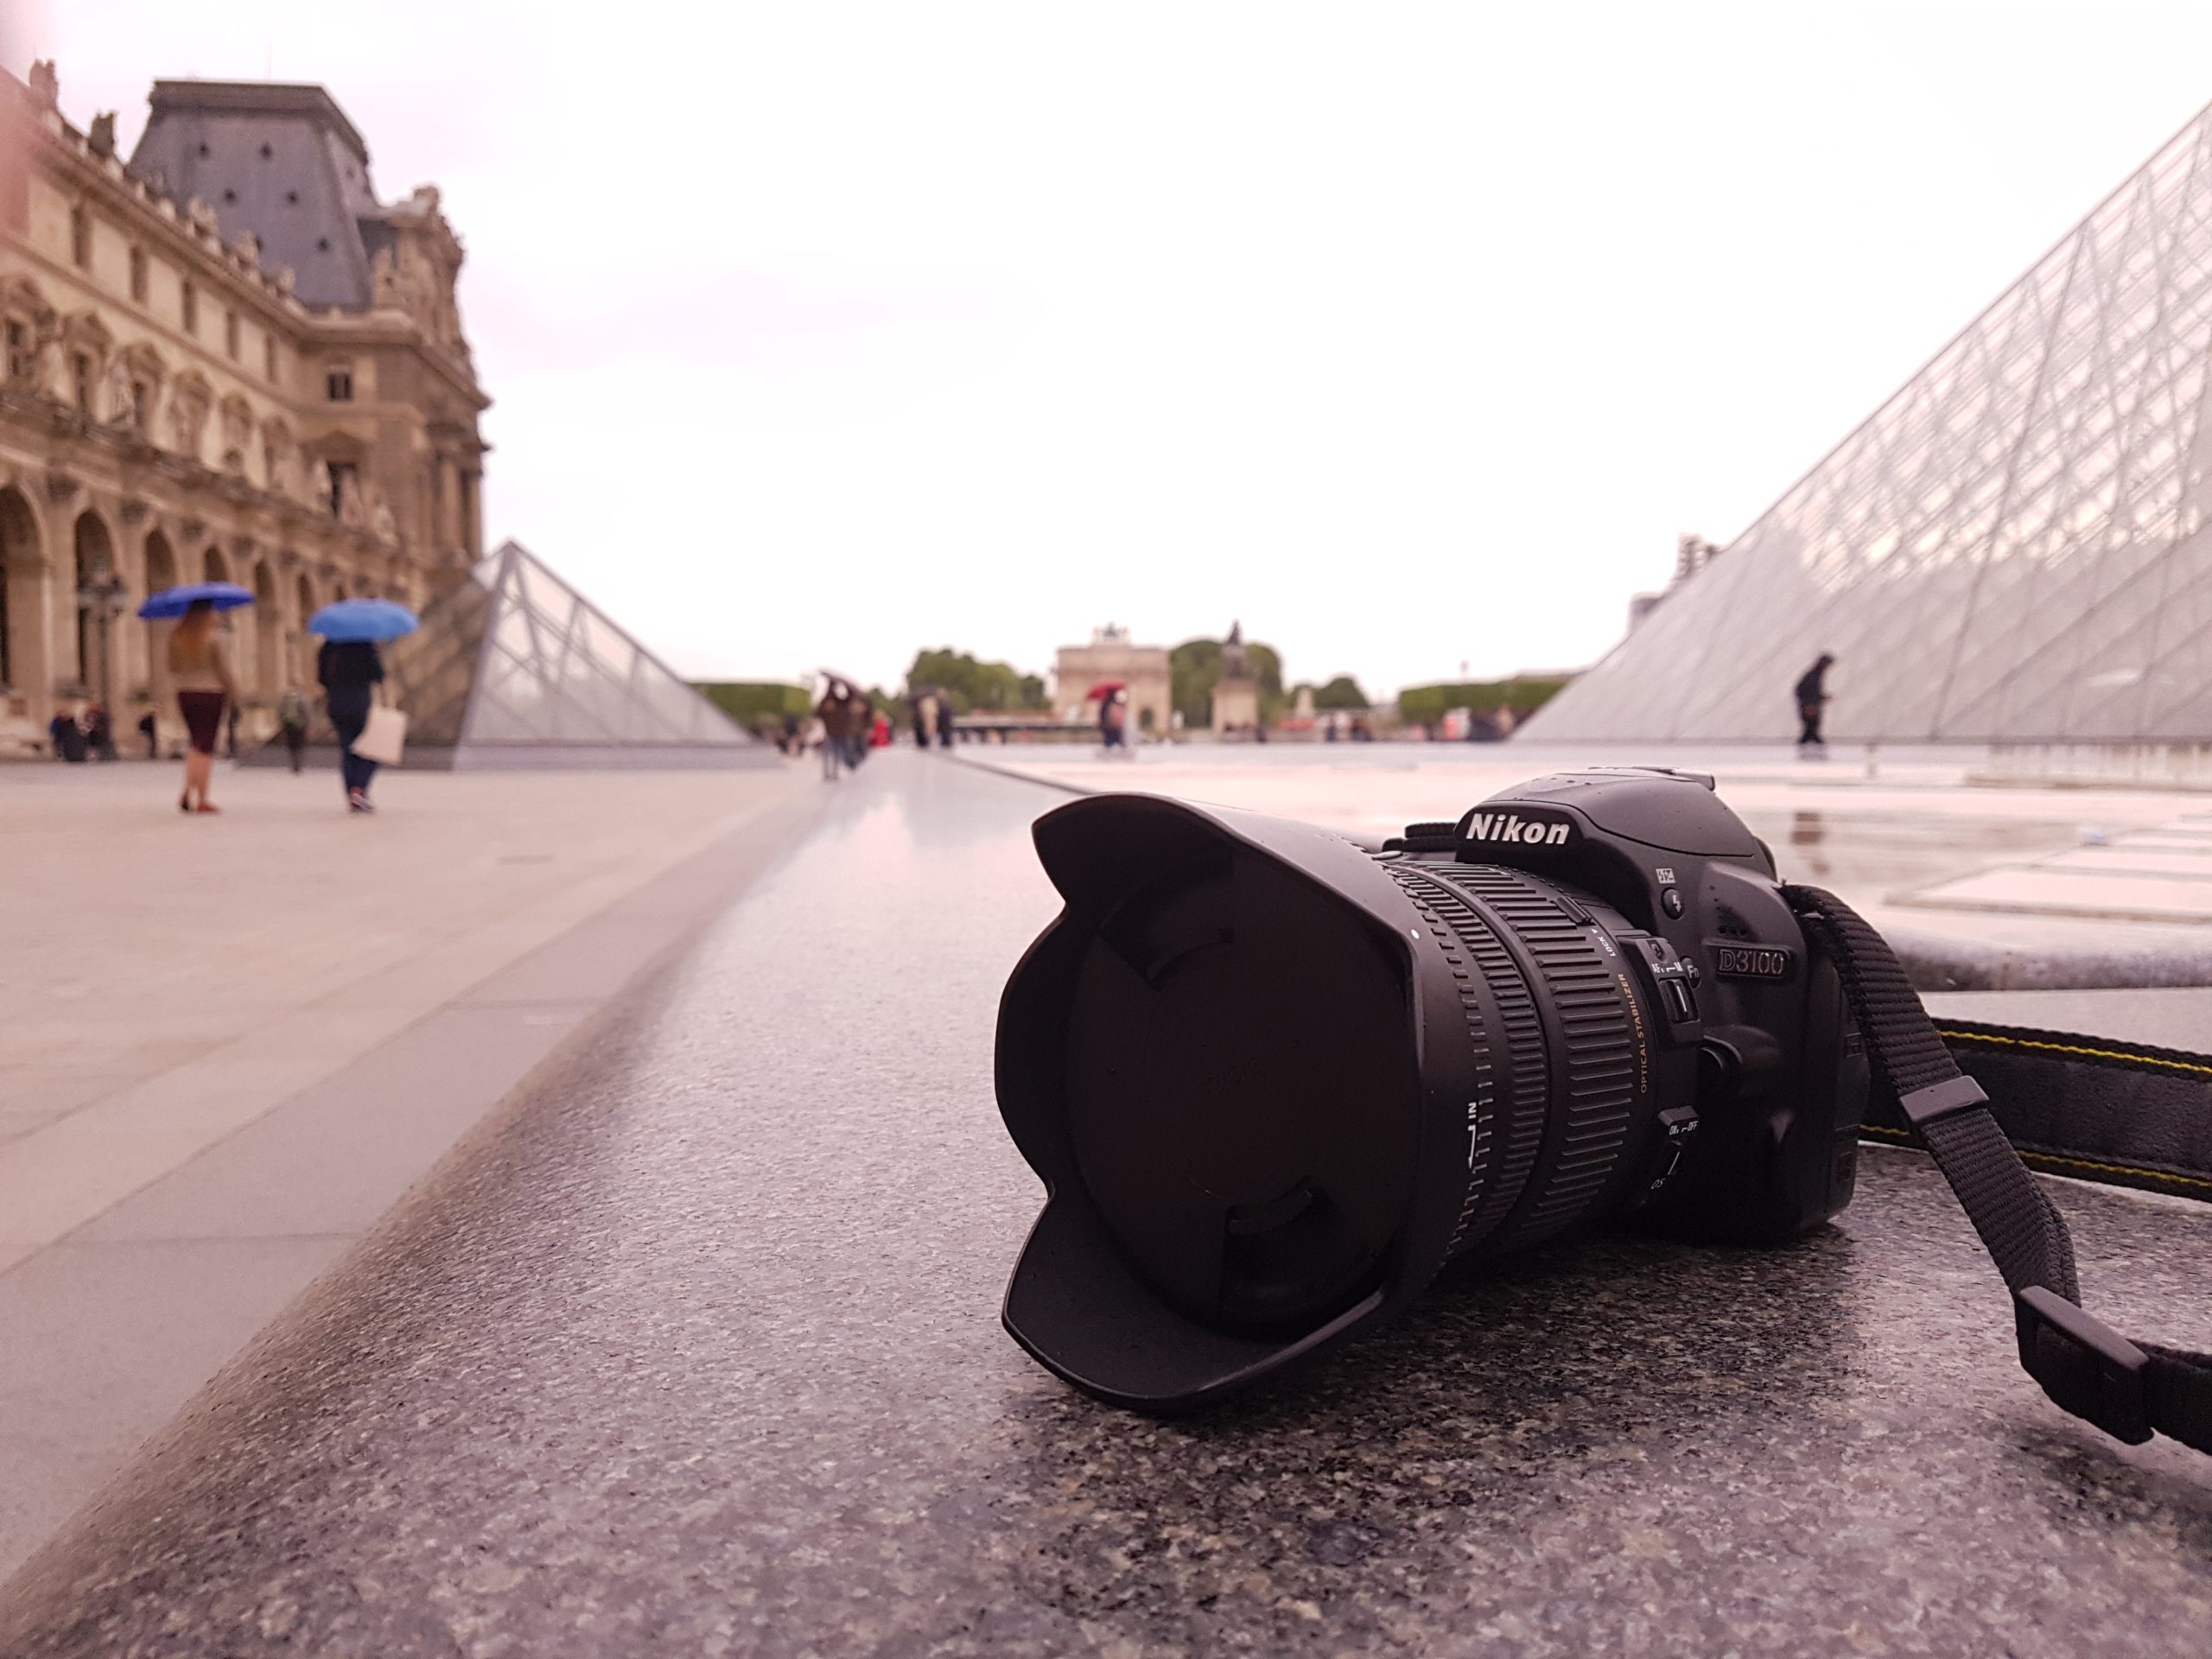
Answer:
1311;674;1370;710
1395;676;1572;728
905;647;1048;715
1170;636;1287;728
695;681;811;732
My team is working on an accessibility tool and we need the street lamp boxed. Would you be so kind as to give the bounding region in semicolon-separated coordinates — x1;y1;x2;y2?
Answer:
75;563;127;753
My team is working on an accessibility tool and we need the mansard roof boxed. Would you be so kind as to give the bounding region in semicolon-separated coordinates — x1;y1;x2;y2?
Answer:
126;80;383;311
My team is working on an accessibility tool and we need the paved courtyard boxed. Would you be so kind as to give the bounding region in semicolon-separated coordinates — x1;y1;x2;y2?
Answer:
2;751;2207;1658
0;757;814;1573
972;741;2212;966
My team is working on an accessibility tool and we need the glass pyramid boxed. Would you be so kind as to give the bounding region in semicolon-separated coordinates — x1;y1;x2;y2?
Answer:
1527;99;2212;743
382;540;771;768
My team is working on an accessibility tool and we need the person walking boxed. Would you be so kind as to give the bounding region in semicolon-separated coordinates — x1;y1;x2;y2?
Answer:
1794;653;1834;749
168;598;236;812
849;689;874;769
276;687;309;774
815;680;855;782
319;636;385;813
934;696;955;748
48;703;87;762
1099;690;1127;750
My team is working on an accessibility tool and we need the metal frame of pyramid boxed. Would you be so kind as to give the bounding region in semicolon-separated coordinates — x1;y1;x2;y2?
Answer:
378;540;773;769
1527;98;2212;743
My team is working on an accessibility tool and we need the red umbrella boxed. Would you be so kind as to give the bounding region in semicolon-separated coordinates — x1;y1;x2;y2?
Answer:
1084;679;1127;700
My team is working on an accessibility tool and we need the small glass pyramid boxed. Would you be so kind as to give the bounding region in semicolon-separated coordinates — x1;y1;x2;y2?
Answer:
382;541;771;768
1529;98;2212;742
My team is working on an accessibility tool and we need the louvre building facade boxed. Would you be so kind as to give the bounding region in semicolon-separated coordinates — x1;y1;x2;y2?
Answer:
1527;97;2212;744
0;65;487;753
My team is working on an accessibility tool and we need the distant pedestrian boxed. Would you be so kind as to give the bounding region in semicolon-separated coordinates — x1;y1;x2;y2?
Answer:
137;709;157;760
912;692;938;748
85;702;115;761
1794;653;1834;748
168;597;236;812
935;696;955;748
849;690;874;768
319;637;385;813
1099;690;1127;750
277;687;309;774
816;681;857;781
48;705;87;762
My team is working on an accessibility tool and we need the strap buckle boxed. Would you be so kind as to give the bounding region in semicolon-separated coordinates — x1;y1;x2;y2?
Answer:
2014;1286;2152;1445
1897;1074;1987;1129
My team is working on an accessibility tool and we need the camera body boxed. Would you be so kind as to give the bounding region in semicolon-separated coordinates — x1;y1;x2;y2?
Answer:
995;765;1869;1411
1390;766;1867;1246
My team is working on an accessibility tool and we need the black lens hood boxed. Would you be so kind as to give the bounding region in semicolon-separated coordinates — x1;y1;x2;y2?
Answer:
995;793;1481;1411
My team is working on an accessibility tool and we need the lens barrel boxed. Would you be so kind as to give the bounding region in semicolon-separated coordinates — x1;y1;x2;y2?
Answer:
1384;861;1656;1265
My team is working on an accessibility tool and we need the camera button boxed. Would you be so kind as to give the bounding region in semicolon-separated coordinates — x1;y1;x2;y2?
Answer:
1660;886;1685;918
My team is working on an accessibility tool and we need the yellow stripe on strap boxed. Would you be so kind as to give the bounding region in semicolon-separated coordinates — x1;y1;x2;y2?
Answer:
1936;1028;2212;1080
1861;1124;2212;1194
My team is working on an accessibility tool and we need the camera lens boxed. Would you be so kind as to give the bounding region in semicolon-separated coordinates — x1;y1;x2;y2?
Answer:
995;791;1677;1410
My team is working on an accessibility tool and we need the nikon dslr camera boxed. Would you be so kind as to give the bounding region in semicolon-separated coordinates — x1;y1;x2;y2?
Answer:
995;766;1867;1409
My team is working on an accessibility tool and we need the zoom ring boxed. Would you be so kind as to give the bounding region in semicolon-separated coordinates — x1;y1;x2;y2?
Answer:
1387;865;1548;1258
1426;864;1645;1252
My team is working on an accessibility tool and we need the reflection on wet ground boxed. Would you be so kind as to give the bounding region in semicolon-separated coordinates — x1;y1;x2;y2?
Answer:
1748;806;2082;895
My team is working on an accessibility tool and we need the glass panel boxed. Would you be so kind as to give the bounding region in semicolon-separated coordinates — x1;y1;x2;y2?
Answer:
1530;107;2212;741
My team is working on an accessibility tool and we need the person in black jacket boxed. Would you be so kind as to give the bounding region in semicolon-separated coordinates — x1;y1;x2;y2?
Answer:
1794;653;1834;747
318;639;385;813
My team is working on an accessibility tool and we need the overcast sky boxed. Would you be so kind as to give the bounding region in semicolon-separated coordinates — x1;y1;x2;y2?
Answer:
17;3;2212;696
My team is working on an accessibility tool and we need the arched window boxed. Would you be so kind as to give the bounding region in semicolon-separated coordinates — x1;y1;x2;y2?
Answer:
0;487;35;688
72;512;115;692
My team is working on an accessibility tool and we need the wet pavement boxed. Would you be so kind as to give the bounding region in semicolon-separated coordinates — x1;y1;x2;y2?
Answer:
3;753;2210;1656
969;742;2212;974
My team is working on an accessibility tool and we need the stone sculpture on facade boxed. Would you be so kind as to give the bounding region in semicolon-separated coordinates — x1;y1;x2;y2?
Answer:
100;355;134;428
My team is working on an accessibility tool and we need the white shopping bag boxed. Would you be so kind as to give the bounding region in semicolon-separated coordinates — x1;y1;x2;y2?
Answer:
353;704;409;766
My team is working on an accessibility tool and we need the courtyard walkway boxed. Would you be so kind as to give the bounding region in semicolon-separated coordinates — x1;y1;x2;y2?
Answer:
3;751;2207;1658
0;757;816;1573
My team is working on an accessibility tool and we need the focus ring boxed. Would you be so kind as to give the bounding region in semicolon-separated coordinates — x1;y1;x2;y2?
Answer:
1387;865;1548;1257
1426;864;1647;1252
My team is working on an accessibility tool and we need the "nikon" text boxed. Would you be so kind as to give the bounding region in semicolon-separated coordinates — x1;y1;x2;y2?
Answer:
1464;813;1573;846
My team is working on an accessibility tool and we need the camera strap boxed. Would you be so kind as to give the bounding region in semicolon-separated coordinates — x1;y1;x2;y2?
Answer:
1784;882;2212;1455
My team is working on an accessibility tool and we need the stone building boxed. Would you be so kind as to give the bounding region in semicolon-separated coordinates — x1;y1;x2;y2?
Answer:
1054;623;1171;736
0;64;488;753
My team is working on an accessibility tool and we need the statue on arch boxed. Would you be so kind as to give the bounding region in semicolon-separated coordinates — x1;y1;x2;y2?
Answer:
1220;620;1249;681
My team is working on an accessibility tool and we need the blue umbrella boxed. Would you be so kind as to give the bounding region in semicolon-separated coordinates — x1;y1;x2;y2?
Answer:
137;581;254;620
309;597;420;643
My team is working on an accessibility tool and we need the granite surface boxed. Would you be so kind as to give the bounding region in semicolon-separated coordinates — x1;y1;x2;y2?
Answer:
3;753;2210;1656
